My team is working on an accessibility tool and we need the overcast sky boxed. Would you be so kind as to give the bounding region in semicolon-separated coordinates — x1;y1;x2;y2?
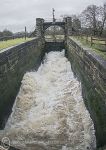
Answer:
0;0;105;32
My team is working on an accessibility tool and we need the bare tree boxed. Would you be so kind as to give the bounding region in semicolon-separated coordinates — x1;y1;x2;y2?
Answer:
61;3;106;37
81;4;106;36
99;3;106;36
2;29;13;37
81;5;99;36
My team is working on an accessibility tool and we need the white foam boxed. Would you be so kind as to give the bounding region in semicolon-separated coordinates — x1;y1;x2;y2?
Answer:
5;50;96;150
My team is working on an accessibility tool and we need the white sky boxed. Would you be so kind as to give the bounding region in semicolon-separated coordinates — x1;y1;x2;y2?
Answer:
0;0;105;32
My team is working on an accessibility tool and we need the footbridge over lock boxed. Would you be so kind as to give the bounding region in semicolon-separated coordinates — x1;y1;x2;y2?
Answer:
33;17;73;52
35;17;72;40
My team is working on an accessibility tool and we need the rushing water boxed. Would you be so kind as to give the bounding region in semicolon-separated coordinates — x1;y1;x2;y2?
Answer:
2;50;96;150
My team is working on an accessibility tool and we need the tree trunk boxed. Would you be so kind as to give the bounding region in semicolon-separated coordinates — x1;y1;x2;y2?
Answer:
99;17;106;36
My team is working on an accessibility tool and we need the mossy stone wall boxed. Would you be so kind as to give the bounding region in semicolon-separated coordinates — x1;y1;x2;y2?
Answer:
0;38;44;129
66;37;106;148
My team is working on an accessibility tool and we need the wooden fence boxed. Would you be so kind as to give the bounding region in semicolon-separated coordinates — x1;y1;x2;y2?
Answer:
90;36;106;46
77;35;106;48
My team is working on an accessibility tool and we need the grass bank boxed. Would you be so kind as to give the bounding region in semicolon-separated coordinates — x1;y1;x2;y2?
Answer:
70;36;106;60
0;38;33;51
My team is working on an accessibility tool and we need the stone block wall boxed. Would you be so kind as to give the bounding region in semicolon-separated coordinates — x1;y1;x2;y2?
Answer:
65;17;72;36
36;18;44;38
66;37;106;147
0;38;44;129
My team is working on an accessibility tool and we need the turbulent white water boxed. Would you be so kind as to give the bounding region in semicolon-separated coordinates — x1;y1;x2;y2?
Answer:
2;50;96;150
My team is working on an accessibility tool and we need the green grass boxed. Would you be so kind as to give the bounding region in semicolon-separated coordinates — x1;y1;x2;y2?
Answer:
70;36;106;60
0;38;33;51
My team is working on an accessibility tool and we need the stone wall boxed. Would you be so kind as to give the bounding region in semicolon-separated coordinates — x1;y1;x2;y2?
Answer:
0;38;44;129
66;37;106;148
36;18;44;38
65;17;72;36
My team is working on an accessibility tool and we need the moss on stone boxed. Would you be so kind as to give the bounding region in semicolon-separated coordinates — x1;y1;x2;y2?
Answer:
67;42;106;147
0;39;44;129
